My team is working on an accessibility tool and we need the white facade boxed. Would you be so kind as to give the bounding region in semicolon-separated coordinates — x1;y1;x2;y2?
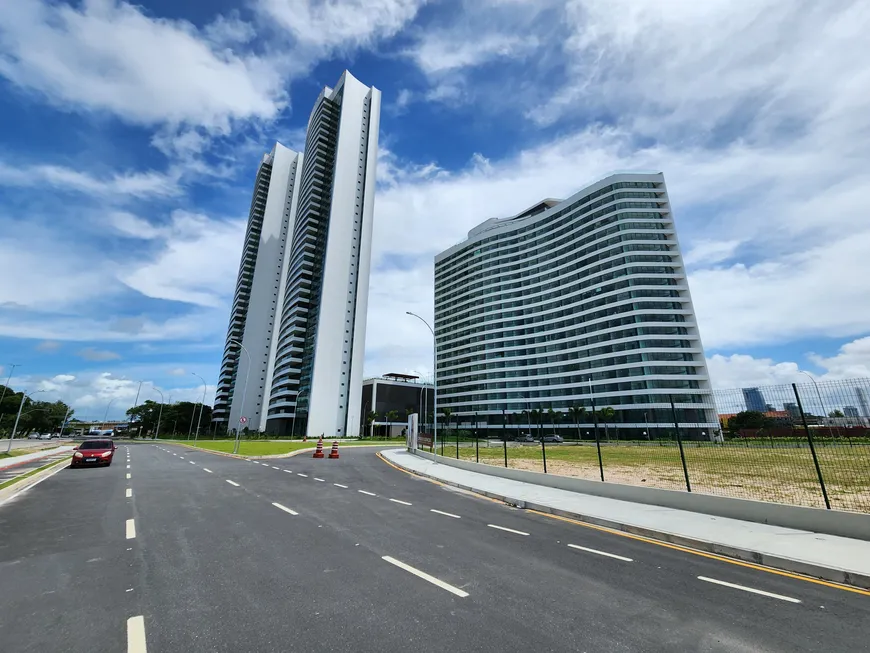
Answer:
215;70;380;439
434;172;718;437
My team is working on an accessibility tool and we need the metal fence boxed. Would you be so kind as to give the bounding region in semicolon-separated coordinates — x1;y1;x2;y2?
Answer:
425;378;870;514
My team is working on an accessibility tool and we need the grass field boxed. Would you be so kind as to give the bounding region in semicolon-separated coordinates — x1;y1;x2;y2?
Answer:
0;446;44;460
436;441;870;513
166;439;404;457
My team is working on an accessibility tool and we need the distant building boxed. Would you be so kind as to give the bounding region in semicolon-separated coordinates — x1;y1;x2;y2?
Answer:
742;387;766;412
843;406;859;418
361;374;434;437
856;388;870;423
783;402;800;421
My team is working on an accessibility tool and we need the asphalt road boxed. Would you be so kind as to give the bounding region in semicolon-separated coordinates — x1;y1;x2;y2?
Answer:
0;451;71;485
1;443;868;652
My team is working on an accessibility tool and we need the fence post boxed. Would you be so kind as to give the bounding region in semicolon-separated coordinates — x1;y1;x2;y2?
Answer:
455;425;459;459
475;413;479;463
540;412;548;474
669;396;692;492
502;409;508;467
591;391;604;481
792;383;831;510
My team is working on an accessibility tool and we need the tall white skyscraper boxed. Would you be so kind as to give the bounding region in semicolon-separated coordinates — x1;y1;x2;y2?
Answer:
213;70;381;438
434;172;717;437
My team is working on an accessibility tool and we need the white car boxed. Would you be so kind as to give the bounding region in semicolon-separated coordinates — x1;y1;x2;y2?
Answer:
39;433;52;440
28;433;40;439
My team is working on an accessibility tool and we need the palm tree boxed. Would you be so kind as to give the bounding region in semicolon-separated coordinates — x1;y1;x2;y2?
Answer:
385;410;400;438
366;411;378;439
568;406;586;441
547;407;561;436
441;407;453;435
599;406;616;442
529;409;543;439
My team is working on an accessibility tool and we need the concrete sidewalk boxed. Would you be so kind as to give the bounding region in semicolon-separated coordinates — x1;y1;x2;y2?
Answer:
0;446;74;471
382;448;870;589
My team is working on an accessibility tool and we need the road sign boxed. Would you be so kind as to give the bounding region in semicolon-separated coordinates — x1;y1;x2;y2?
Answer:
240;416;248;424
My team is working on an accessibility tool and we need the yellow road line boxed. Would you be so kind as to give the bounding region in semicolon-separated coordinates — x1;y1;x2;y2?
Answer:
375;451;870;597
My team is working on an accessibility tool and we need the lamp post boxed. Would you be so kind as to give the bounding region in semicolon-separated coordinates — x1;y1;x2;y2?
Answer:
799;370;827;421
7;390;45;453
406;312;438;452
153;388;164;440
0;363;20;429
58;405;73;437
192;373;207;444
229;339;250;454
102;398;115;430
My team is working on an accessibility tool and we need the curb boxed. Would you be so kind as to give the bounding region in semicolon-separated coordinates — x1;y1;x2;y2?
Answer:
0;446;74;473
161;441;399;460
0;457;69;507
383;452;870;591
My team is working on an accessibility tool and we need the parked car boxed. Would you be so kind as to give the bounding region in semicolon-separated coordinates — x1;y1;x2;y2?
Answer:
71;439;116;467
514;433;535;443
27;433;41;439
541;435;564;443
39;433;52;440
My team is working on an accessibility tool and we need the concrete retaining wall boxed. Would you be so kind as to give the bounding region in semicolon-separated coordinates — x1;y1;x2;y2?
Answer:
410;449;870;541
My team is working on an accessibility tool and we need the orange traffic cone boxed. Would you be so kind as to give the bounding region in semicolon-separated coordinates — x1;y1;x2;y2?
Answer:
328;441;339;459
313;440;324;459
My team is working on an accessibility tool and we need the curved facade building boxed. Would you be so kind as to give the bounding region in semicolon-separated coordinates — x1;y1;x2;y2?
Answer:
433;172;717;438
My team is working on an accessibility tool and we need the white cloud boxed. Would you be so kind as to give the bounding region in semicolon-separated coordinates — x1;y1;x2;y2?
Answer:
77;347;121;361
0;0;286;130
681;239;742;267
808;337;870;379
259;0;426;54
35;340;62;352
118;210;245;308
107;211;164;239
167;368;187;376
406;32;536;75
0;161;180;198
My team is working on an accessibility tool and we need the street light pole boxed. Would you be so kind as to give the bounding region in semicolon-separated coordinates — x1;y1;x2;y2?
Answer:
192;373;207;444
229;339;250;455
153;388;164;440
0;363;20;429
406;312;438;453
58;405;72;437
7;390;44;453
103;398;115;430
799;370;828;421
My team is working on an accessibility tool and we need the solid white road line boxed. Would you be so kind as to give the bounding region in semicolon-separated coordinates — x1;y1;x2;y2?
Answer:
567;544;633;562
430;509;461;519
126;488;132;498
314;477;326;482
203;468;212;473
127;615;147;653
697;576;802;603
126;473;131;479
272;502;299;515
226;480;240;487
358;490;377;496
333;483;348;488
487;524;529;536
297;473;308;477
390;498;413;506
0;459;68;508
382;556;469;598
126;519;136;539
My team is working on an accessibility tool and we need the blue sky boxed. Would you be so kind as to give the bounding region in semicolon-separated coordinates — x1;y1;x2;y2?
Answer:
1;0;869;420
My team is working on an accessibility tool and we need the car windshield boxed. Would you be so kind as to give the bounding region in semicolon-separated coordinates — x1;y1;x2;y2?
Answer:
79;440;111;450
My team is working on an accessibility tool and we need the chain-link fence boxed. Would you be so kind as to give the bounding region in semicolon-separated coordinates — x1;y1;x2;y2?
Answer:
426;378;870;514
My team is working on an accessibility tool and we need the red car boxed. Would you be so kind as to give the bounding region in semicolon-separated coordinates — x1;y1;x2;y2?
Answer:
72;439;116;467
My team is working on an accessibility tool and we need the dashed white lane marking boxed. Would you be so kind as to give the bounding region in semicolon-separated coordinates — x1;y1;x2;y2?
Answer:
127;615;147;653
314;478;326;482
226;480;240;487
126;488;132;498
173;453;177;456
126;473;131;479
203;468;212;473
272;466;280;470
697;576;801;603
567;544;633;562
126;464;131;469
272;502;299;515
487;524;529;536
333;483;348;488
389;498;412;506
252;461;260;464
358;490;377;496
297;473;308;477
284;469;293;473
179;457;185;460
430;509;461;519
126;519;136;539
381;556;469;598
189;461;196;465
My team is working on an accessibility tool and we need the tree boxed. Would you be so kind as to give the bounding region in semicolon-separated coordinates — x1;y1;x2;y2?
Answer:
441;407;453;435
568;406;586;441
127;400;163;436
728;410;774;432
547;407;560;436
366;411;378;439
598;407;616;442
828;409;845;418
385;410;400;438
529;409;543;438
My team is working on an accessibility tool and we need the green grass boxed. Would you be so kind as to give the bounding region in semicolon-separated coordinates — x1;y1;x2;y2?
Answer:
0;457;68;491
0;446;45;460
436;441;870;513
166;439;404;456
